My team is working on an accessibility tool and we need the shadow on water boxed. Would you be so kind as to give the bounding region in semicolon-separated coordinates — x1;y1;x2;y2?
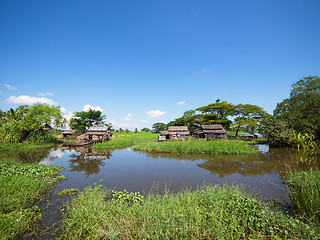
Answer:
2;144;319;239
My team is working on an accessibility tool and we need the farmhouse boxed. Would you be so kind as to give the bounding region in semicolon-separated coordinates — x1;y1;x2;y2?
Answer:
193;124;226;140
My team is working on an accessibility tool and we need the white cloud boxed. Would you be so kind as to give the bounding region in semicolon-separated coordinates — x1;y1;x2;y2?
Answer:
83;104;104;112
37;92;54;97
124;113;132;121
60;107;67;114
146;110;166;118
4;84;17;90
6;95;57;105
141;120;147;123
177;100;185;105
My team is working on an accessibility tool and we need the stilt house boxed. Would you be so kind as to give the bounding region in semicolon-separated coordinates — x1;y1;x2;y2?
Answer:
162;126;190;140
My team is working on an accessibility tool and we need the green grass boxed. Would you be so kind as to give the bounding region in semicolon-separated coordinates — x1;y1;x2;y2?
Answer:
60;185;319;239
0;143;54;152
285;169;320;225
93;132;158;149
0;158;64;239
134;140;259;154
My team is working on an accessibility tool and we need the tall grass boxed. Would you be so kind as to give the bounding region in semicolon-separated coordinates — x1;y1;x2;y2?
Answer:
60;185;319;239
0;158;64;239
285;169;320;224
94;132;157;149
134;140;258;154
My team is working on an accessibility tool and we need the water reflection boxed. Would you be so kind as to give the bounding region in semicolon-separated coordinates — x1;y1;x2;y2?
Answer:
67;147;111;177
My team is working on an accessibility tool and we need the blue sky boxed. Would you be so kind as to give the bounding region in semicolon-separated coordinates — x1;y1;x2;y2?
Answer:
1;0;319;130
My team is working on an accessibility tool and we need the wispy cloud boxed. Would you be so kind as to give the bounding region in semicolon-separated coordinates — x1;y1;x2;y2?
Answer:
124;113;132;121
146;110;166;118
6;95;57;105
83;104;104;112
141;120;147;123
4;84;17;90
37;92;54;97
177;100;185;105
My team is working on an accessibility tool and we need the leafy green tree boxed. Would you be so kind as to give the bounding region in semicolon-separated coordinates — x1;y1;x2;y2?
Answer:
259;116;293;147
141;128;151;132
196;99;236;129
125;129;130;133
233;104;267;137
152;123;167;133
69;109;106;134
168;110;202;130
119;128;124;133
274;76;320;140
134;128;138;133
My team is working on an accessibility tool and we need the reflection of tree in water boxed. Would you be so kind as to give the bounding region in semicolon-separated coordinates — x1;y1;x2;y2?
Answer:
138;147;320;178
68;147;112;177
0;146;54;163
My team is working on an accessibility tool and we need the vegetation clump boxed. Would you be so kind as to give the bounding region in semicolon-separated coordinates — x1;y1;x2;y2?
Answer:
285;169;320;225
0;158;64;239
60;185;319;239
134;140;258;154
93;132;157;149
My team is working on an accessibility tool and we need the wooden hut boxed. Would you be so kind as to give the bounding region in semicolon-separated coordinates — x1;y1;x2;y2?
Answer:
166;126;190;140
193;125;226;140
77;126;110;142
60;130;77;139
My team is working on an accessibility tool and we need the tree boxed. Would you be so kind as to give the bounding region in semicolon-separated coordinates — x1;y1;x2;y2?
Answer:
196;99;236;129
233;104;267;137
259;116;293;147
274;76;320;140
141;128;151;132
168;110;202;130
152;123;167;133
134;128;138;133
69;109;106;134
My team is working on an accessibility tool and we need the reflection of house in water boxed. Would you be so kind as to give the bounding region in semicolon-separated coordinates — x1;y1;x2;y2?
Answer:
193;125;226;140
68;147;112;177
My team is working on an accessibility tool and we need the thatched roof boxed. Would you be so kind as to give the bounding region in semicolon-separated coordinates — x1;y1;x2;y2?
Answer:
87;126;109;132
62;130;77;135
194;124;226;134
167;126;190;135
86;131;107;135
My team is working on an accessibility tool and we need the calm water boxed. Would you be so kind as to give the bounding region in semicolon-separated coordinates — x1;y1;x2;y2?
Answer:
3;145;319;239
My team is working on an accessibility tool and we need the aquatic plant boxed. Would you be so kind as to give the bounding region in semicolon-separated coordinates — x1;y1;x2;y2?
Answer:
0;158;64;239
60;185;319;239
291;132;318;150
58;188;79;197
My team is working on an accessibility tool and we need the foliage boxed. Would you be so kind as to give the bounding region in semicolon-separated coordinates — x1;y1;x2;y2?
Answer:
134;128;138;133
111;189;144;205
152;122;167;133
285;169;320;225
0;158;64;239
134;140;258;154
26;130;62;145
58;188;79;197
259;116;293;147
60;185;319;239
0;103;65;144
233;104;267;137
69;109;108;134
141;127;151;132
291;132;318;150
274;76;320;140
196;99;236;129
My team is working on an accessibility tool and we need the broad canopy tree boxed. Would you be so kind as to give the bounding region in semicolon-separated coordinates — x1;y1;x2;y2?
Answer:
152;123;167;133
69;109;108;134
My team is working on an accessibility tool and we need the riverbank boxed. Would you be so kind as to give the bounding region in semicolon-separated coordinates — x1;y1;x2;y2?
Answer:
60;184;320;239
0;157;64;239
134;140;259;154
